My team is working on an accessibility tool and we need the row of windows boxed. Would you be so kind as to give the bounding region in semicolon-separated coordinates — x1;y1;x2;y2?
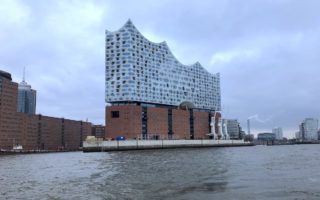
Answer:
105;22;221;110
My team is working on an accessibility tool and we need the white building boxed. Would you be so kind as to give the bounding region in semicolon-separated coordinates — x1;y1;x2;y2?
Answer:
226;119;240;139
105;20;221;111
272;127;283;140
221;119;229;139
298;118;319;141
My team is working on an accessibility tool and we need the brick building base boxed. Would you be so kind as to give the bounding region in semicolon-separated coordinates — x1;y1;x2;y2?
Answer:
105;105;220;140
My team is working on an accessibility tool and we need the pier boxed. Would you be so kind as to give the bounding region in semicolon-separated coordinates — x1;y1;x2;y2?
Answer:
83;139;254;152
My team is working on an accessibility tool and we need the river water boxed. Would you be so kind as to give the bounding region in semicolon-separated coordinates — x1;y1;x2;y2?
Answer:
1;145;320;200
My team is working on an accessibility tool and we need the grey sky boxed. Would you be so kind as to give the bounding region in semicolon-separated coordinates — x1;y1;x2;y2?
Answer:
1;0;320;137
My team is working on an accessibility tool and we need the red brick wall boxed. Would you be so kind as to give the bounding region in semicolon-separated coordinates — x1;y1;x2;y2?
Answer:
172;109;190;139
105;105;213;140
106;105;142;139
147;107;168;139
81;123;92;142
0;77;92;151
0;79;20;149
194;111;209;139
41;116;62;150
64;119;80;150
92;125;105;138
18;113;38;150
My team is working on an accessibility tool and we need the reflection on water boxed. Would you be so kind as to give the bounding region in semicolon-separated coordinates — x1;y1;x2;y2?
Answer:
1;145;320;199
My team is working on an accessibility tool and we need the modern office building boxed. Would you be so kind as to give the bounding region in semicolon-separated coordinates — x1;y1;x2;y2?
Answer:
0;70;92;151
297;118;318;141
226;119;240;139
17;74;36;114
272;127;283;140
105;20;222;140
257;132;276;141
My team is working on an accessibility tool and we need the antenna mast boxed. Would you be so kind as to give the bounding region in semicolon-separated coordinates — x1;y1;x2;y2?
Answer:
23;66;26;82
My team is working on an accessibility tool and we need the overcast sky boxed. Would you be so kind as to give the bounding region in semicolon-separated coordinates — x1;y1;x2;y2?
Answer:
1;0;320;137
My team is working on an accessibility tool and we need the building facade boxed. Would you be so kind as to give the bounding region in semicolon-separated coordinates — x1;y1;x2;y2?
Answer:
297;118;318;141
226;119;240;139
0;70;92;151
105;20;222;140
257;133;276;141
17;79;36;114
92;125;105;138
221;119;229;139
0;70;20;149
272;127;283;140
105;20;221;111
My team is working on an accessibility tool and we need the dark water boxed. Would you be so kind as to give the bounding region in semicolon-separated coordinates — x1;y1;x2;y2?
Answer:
1;145;320;200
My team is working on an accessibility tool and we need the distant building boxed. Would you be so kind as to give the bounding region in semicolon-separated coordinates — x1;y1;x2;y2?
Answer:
92;125;105;138
257;132;276;141
221;119;229;139
298;118;318;141
239;130;246;140
272;127;283;140
17;78;36;114
295;131;301;140
226;119;240;139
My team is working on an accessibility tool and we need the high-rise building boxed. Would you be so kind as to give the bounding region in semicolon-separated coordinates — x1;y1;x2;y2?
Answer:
272;127;283;140
105;20;222;140
298;118;318;141
17;70;36;114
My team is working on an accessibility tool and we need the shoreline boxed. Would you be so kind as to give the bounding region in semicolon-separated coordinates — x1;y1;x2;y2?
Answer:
83;139;254;152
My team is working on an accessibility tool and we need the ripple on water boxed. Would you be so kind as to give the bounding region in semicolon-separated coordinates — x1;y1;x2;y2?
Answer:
1;146;320;199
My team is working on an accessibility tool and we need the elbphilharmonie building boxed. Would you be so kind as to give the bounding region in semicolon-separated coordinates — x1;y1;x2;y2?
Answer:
105;20;221;111
105;20;222;140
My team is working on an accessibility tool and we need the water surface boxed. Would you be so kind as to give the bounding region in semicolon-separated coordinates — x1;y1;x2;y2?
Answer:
1;145;320;199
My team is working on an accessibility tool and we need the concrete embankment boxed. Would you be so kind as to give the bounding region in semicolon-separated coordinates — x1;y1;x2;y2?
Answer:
83;139;254;152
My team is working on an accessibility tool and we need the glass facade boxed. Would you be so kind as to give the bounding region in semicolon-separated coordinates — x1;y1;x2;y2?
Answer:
105;20;221;111
17;81;36;114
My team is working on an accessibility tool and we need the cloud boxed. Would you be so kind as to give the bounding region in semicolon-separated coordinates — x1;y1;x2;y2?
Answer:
1;0;320;137
248;114;272;124
0;0;30;25
210;49;260;66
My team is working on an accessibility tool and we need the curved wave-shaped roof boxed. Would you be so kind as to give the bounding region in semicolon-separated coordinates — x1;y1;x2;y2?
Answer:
106;19;215;76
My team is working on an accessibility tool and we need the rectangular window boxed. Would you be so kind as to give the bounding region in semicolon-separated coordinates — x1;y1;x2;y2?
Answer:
111;111;119;118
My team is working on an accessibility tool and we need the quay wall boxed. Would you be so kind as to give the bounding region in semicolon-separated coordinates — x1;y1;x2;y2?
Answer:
83;139;253;152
